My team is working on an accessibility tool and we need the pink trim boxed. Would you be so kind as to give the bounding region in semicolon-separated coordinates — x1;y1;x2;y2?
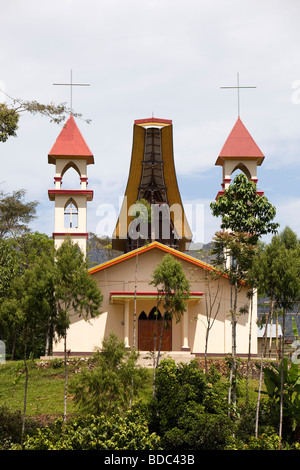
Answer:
48;189;93;196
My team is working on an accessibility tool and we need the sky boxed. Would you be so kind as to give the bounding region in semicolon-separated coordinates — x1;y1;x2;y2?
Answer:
1;0;300;246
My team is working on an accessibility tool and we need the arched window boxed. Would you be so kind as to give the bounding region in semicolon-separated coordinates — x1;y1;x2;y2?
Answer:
64;198;78;228
148;307;162;320
138;311;147;320
61;162;81;189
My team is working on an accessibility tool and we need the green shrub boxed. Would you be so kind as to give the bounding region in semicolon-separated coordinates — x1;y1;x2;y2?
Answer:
0;405;37;449
19;405;161;450
163;403;235;450
70;333;149;414
151;359;208;435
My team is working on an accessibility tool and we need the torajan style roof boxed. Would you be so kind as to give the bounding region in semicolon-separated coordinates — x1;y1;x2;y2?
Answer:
215;117;264;166
112;117;192;253
48;114;94;165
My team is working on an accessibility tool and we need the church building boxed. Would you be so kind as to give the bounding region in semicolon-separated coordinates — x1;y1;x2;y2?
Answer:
49;114;264;358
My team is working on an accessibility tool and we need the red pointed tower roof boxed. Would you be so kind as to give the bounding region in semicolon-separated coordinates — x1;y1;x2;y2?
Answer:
48;114;94;165
216;117;264;166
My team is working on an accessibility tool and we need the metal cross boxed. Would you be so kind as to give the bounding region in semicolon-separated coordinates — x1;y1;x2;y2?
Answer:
53;69;90;112
220;73;256;117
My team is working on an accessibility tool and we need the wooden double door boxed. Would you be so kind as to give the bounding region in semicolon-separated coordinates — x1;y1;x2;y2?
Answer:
138;308;172;351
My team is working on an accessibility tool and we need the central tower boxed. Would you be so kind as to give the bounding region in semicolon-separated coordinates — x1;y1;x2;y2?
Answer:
112;117;192;253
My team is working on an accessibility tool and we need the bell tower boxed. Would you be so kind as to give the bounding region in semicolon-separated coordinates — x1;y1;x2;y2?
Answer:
48;114;94;255
215;117;265;198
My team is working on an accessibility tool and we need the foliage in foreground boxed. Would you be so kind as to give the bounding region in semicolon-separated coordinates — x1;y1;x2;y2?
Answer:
70;334;149;414
15;405;161;450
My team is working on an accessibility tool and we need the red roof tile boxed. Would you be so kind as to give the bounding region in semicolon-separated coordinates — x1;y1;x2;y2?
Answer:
216;117;264;164
48;114;94;164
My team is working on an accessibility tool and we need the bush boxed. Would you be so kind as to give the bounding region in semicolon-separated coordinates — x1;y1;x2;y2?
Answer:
70;333;149;414
162;402;235;450
150;359;208;435
0;405;37;449
19;405;161;450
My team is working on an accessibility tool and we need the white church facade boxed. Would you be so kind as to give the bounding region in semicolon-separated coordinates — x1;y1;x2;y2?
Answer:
48;115;264;357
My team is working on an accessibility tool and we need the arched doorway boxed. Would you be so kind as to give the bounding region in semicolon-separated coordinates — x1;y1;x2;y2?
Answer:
138;308;172;351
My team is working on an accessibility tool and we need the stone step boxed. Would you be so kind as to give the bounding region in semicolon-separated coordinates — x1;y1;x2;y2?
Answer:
136;351;196;367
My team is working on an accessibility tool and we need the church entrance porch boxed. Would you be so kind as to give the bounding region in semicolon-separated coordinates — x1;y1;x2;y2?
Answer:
109;290;203;352
138;308;172;351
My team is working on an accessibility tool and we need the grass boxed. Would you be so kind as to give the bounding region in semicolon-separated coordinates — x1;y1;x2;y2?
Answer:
0;359;77;417
0;357;268;422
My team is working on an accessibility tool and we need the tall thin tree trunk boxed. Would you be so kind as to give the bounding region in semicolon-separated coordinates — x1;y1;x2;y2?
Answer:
228;280;238;416
156;313;166;369
279;310;286;445
255;307;271;437
133;240;139;350
63;331;68;425
21;326;29;446
246;291;253;407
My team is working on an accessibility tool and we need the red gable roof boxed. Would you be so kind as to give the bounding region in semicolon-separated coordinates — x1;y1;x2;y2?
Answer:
89;241;215;275
216;117;264;165
48;114;94;164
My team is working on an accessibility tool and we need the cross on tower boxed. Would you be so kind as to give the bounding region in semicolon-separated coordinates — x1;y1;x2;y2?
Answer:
220;73;256;117
53;69;90;112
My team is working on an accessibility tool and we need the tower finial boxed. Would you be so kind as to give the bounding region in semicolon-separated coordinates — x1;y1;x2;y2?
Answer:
220;73;256;117
53;69;90;113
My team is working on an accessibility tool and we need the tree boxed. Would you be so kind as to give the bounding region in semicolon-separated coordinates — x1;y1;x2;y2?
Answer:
202;268;223;374
70;333;148;414
212;231;257;413
150;254;190;372
0;189;38;240
210;173;279;243
249;227;300;439
0;250;56;444
0;103;19;142
210;173;279;414
0;232;54;359
0;92;90;143
53;239;103;423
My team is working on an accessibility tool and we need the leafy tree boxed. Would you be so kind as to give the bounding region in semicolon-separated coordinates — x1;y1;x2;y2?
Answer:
0;233;54;359
0;250;56;444
150;254;190;370
211;231;257;413
250;228;300;440
0;189;38;240
70;333;149;414
210;173;279;415
0;92;90;143
262;356;300;442
210;173;279;243
0;103;19;142
53;239;103;423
